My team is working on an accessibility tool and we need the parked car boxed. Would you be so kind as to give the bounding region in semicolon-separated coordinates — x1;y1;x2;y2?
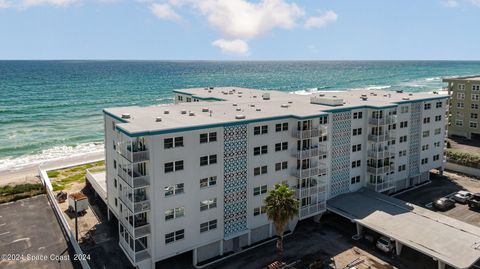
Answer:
467;193;480;209
376;236;395;253
453;191;473;204
433;197;455;211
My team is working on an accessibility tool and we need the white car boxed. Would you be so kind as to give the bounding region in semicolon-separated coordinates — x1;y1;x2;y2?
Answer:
453;191;472;203
376;236;394;253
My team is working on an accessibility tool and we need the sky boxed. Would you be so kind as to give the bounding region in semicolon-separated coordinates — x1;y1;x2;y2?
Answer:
0;0;479;60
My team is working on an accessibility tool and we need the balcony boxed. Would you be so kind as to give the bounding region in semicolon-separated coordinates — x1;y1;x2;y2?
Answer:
368;134;391;142
299;202;326;219
292;165;327;179
367;165;394;174
292;147;319;159
292;128;320;139
119;191;151;214
368;115;397;125
119;235;151;263
118;168;150;189
367;149;394;159
118;143;149;163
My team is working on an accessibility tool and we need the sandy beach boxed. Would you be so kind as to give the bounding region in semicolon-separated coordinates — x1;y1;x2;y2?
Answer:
0;150;104;186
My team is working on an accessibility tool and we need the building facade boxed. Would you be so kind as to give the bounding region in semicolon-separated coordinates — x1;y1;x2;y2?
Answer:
103;87;448;269
443;76;480;140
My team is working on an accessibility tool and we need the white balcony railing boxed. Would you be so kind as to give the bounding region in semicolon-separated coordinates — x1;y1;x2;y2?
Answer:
117;168;150;189
367;165;394;174
292;128;320;139
299;202;326;219
368;115;397;125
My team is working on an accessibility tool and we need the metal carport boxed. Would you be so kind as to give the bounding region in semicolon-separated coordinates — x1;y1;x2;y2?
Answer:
327;188;480;269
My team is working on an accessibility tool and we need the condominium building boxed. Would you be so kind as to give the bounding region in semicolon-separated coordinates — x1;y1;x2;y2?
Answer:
443;76;480;140
103;87;448;269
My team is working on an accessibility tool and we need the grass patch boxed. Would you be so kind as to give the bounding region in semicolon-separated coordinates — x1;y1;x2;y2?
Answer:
0;183;45;204
48;160;105;191
47;170;60;178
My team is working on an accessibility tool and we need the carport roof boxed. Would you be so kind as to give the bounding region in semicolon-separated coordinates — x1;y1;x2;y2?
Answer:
327;188;480;269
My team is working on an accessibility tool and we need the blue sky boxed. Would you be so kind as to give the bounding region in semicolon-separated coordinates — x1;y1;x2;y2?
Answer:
0;0;479;60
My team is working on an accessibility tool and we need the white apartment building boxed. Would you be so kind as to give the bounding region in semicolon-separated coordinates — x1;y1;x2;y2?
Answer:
103;87;448;269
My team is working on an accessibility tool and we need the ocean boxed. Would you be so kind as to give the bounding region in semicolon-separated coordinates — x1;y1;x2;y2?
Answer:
1;60;480;170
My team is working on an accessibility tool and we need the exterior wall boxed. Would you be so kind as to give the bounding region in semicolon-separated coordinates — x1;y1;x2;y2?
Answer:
446;80;480;139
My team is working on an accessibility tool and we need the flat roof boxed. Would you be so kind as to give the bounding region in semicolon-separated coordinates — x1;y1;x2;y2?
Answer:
104;87;448;136
443;75;480;82
327;188;480;269
86;170;107;202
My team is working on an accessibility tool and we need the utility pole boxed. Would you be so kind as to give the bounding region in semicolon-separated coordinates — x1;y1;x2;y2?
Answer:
74;199;78;241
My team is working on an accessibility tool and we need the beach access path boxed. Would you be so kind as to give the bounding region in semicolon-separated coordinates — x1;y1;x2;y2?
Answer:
0;151;104;186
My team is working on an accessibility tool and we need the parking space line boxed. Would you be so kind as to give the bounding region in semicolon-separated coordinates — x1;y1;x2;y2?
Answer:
0;223;5;227
0;231;10;236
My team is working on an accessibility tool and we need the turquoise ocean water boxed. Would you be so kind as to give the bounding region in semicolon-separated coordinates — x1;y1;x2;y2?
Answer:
1;60;480;170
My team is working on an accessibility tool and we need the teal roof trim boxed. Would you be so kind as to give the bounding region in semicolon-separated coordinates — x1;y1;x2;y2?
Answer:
173;90;226;101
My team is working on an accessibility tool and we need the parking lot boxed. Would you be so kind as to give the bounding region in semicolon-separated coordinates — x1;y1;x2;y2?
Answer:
0;195;78;269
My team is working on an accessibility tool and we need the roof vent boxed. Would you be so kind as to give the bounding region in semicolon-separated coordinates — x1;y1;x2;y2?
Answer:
202;108;209;112
204;87;208;90
288;101;293;104
253;95;257;98
189;112;195;116
250;104;255;107
409;93;413;96
181;110;187;115
208;90;212;93
319;94;325;97
164;110;170;114
361;94;367;97
236;108;241;111
121;113;131;119
281;104;289;108
228;91;233;95
238;91;243;94
238;95;242;98
383;94;388;97
209;87;214;90
156;117;162;122
235;115;246;119
256;108;261;111
361;96;368;101
232;103;238;106
402;97;410;100
396;90;404;93
262;93;270;100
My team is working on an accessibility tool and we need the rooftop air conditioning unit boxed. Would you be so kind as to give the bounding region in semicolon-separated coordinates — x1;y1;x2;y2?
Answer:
235;115;246;119
262;93;270;100
156;117;162;122
202;108;209;112
189;112;195;116
181;110;187;114
121;113;131;119
164;110;170;114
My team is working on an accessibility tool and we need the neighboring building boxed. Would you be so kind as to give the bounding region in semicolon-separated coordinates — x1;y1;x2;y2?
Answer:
443;76;480;140
103;87;448;269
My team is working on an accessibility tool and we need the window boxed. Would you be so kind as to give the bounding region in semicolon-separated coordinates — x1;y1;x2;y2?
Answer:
435;115;442;122
398;164;406;172
424;103;431;110
457;102;464;109
435;128;441;135
319;135;328;142
473;85;480;91
353;112;363;119
254;165;268;176
457;93;465;100
388;124;396;130
421;144;429;151
163;136;183;149
472;104;479;110
458;84;465;90
319;116;328;125
177;95;183;101
434;141;441;147
164;183;184;197
423;117;430;124
421;158;429;165
200;155;217;166
470;122;478;128
400;106;409;114
200;176;217;188
114;198;118;207
433;155;440;161
275;161;288;171
275;142;288;152
399;150;407;157
200;132;217;143
200;198;217;211
400;135;408;143
165;206;185;221
253;206;267;216
455;120;463;126
254;125;268;135
351;160;361;168
301;197;312;207
436;101;442;108
254;145;268;156
165;229;184;244
275;122;288;132
471;113;478;119
351;176;361;184
114;178;117;188
165;160;184;173
113;160;117;169
254;185;268;196
472;94;479;101
422;131;430;138
352;144;362;152
200;219;217;233
352;128;362;136
400;121;408;128
186;97;191;102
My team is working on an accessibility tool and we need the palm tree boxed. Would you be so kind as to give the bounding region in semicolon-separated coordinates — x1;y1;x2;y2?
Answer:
264;183;299;257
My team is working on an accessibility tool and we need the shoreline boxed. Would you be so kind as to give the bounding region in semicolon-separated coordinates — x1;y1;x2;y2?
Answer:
0;150;104;186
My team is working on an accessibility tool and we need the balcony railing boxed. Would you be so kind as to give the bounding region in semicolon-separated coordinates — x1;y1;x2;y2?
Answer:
118;191;151;214
299;202;326;219
119;235;151;263
118;168;150;189
367;165;394;174
368;115;397;125
291;165;327;179
292;128;320;139
367;149;394;159
368;134;391;142
292;147;319;159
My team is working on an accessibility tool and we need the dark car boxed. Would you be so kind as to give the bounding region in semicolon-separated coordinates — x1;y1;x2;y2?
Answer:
467;193;480;209
433;197;455;211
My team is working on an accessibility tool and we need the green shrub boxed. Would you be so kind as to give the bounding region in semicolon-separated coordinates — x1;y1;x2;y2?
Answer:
0;184;45;204
446;149;480;169
47;171;60;178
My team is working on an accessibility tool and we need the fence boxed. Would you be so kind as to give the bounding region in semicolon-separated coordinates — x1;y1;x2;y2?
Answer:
39;169;91;269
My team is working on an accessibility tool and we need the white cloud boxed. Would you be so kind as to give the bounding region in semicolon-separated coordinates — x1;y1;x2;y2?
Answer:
471;0;480;6
442;0;459;7
212;39;249;55
305;10;337;29
150;3;181;21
